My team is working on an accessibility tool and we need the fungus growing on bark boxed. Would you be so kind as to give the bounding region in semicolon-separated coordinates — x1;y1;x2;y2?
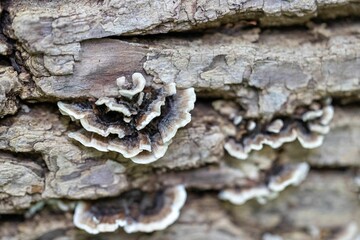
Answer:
268;162;309;192
58;73;196;164
212;100;243;125
213;99;334;160
218;186;271;205
219;162;309;205
73;185;187;234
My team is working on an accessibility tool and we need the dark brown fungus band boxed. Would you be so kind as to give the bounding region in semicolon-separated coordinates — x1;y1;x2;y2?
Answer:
213;99;334;160
58;73;196;164
73;185;187;234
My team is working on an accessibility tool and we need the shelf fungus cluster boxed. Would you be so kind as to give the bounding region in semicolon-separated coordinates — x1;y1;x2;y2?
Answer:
58;73;196;164
73;185;187;234
213;99;334;160
219;162;309;205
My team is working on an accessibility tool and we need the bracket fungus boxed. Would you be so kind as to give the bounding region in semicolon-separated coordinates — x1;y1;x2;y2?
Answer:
73;185;187;234
219;162;309;205
213;99;334;160
58;73;196;164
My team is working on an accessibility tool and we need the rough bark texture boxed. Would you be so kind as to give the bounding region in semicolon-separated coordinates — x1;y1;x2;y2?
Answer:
0;0;359;239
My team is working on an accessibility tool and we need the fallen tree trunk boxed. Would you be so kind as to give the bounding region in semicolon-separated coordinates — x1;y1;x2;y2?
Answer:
0;0;359;239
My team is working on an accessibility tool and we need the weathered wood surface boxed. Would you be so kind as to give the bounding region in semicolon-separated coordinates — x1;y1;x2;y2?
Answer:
0;171;359;240
4;21;360;117
4;0;360;49
0;0;359;239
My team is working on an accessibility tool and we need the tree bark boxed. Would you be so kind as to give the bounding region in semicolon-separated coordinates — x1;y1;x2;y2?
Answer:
0;0;359;239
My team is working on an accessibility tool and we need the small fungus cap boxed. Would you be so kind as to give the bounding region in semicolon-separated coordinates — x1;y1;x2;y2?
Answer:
219;162;310;205
268;162;310;192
